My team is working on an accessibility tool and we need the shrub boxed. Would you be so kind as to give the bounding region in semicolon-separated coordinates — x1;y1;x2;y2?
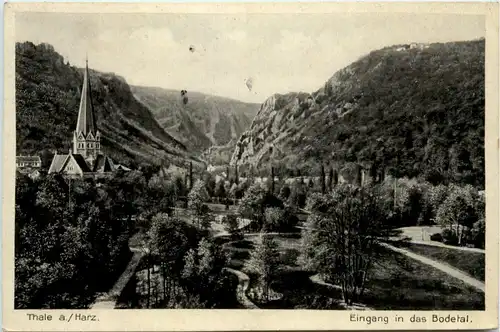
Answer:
468;219;485;249
435;184;481;245
430;233;443;242
222;214;241;239
264;207;298;232
441;229;458;246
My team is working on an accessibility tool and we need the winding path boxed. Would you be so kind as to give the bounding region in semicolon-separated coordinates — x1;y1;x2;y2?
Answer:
224;268;258;309
404;239;485;253
308;274;372;310
380;242;485;292
91;248;144;309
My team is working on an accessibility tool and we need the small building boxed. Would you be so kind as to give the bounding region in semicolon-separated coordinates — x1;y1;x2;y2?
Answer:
16;156;41;168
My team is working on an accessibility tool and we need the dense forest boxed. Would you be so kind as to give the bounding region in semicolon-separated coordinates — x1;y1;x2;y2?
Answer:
15;42;199;168
231;39;485;188
15;168;240;309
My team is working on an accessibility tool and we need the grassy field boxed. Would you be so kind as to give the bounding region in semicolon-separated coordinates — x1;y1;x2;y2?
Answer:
399;243;485;281
363;247;484;310
224;234;485;310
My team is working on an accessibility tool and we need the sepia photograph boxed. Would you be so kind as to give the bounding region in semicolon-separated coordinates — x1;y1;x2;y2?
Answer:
2;2;499;331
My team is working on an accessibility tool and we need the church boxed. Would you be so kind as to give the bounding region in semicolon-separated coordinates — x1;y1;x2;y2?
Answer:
48;59;117;178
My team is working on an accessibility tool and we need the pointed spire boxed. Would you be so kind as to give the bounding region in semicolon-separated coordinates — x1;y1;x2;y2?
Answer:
75;56;96;135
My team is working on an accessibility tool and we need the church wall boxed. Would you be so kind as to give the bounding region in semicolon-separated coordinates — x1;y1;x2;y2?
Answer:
63;158;83;176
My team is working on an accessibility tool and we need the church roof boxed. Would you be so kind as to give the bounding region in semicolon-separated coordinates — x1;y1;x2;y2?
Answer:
48;153;92;174
72;154;93;172
48;154;69;173
93;155;115;173
75;59;97;135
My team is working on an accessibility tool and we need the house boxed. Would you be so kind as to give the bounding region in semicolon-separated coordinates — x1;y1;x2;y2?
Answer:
48;58;122;179
16;156;41;168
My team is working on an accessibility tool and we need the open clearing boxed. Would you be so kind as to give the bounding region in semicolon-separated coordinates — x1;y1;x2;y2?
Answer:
224;233;485;310
396;242;485;281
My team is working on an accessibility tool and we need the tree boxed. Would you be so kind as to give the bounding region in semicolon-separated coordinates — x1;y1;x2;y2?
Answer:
332;169;339;187
181;237;233;308
15;173;131;309
238;182;267;223
394;180;427;226
426;184;450;220
288;180;306;209
188;180;210;227
222;214;240;238
148;213;202;302
264;207;298;232
326;167;334;192
215;180;226;200
229;183;238;205
235;164;239;185
301;184;395;306
238;182;282;229
320;165;326;194
278;184;291;201
435;184;481;245
244;235;280;302
308;178;315;190
146;174;177;218
203;172;216;198
199;204;214;231
189;161;193;190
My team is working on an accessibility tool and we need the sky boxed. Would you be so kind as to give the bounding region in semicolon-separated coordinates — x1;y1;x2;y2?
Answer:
16;12;484;103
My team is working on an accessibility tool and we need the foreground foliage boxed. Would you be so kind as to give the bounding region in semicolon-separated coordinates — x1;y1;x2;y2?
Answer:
301;184;399;305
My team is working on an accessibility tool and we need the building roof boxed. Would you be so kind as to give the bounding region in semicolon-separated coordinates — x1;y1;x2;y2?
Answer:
48;153;92;174
48;152;117;175
48;154;70;173
75;59;97;136
93;155;115;173
72;154;92;173
16;156;41;163
115;164;131;171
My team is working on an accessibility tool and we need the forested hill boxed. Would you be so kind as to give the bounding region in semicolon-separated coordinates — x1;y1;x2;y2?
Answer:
131;86;259;157
231;39;485;188
16;42;199;168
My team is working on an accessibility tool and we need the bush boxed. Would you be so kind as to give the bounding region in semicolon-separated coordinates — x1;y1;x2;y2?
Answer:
430;233;443;242
222;214;241;239
467;219;485;249
264;207;298;232
435;184;482;244
441;229;458;246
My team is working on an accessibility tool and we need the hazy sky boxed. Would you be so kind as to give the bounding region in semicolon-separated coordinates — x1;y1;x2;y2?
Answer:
16;12;484;103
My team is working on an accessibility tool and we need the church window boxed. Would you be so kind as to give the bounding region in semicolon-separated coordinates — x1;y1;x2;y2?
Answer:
96;143;100;149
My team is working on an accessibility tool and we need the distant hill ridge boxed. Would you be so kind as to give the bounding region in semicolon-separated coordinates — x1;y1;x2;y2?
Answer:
130;85;260;162
231;39;485;187
16;41;201;168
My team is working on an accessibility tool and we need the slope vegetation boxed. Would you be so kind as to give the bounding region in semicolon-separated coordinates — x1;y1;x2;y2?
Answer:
16;42;198;168
231;40;485;187
131;86;259;160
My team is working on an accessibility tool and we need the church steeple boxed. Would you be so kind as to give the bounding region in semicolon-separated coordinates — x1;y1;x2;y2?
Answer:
75;56;96;135
73;57;101;165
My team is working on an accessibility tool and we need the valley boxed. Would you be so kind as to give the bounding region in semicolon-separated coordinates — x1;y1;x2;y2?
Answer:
14;37;486;312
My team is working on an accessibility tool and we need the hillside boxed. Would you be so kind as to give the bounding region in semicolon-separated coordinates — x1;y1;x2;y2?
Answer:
16;42;200;168
231;39;485;188
130;86;259;159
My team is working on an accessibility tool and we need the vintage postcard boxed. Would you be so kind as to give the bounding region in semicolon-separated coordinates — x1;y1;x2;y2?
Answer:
2;1;499;331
